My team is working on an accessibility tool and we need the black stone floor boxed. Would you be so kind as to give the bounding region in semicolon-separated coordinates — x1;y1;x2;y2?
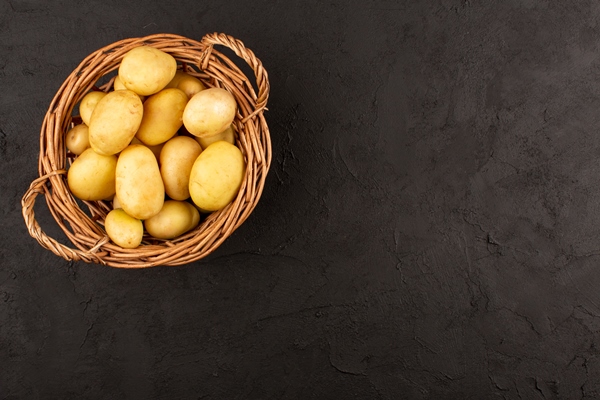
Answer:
2;1;600;398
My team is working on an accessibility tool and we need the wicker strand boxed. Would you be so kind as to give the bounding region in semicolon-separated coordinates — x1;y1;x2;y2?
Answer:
21;170;108;264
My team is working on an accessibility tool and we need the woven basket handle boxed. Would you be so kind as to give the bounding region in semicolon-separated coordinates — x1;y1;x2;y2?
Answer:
21;171;108;264
200;33;270;121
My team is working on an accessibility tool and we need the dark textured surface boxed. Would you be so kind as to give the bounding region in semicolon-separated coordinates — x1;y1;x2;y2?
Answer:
3;0;600;398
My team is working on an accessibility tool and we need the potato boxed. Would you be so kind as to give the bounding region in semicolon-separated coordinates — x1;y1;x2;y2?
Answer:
67;148;117;201
79;91;106;126
105;209;143;249
165;70;187;88
113;75;126;91
189;141;245;211
160;136;202;200
182;88;237;138
114;76;145;102
116;144;165;220
89;90;143;156
195;124;235;149
135;88;188;146
130;137;164;163
112;193;121;209
65;123;90;155
118;46;177;96
144;200;200;239
177;74;205;99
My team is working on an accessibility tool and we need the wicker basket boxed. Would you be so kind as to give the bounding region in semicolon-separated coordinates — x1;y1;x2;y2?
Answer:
21;33;271;268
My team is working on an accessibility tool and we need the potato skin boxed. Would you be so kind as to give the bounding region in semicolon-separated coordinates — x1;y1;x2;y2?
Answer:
129;137;164;163
144;200;200;239
114;76;145;101
116;144;165;220
160;136;202;200
112;194;121;209
89;90;143;156
195;124;235;149
165;70;187;89
105;209;143;249
79;91;106;126
67;148;117;201
189;141;245;211
113;75;127;91
65;123;90;155
119;46;177;96
176;74;205;99
182;88;237;138
166;71;205;99
135;88;188;146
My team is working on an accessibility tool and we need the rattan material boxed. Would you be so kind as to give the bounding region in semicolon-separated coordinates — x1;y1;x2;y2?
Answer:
21;33;271;268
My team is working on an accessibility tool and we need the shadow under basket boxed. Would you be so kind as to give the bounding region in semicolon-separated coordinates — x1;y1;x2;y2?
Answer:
21;33;271;268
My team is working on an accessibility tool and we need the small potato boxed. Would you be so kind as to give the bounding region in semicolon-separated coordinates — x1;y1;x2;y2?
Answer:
105;209;143;249
195;124;235;149
89;90;143;155
144;200;200;239
119;46;177;96
182;88;237;138
116;144;165;220
66;124;90;155
113;75;127;91
135;88;188;146
67;148;117;201
177;74;205;99
160;136;202;200
112;193;121;209
79;91;107;126
165;70;187;88
189;141;245;212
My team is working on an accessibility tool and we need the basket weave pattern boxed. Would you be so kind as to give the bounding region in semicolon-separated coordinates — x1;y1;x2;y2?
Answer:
21;33;271;268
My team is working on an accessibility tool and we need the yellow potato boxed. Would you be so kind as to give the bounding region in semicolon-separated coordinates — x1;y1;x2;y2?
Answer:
116;144;165;220
177;74;205;99
67;148;117;201
114;76;145;102
135;88;188;146
118;46;177;96
112;193;121;209
189;141;245;211
149;142;166;163
195;124;235;149
113;75;127;91
129;137;165;163
105;208;143;249
79;91;106;126
165;70;187;88
89;90;143;155
160;136;202;200
182;88;237;138
65;123;90;155
144;200;200;239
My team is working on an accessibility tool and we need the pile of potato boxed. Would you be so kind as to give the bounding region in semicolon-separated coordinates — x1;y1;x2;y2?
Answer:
66;46;245;249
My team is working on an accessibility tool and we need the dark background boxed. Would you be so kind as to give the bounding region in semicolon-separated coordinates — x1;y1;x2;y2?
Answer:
2;0;600;398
